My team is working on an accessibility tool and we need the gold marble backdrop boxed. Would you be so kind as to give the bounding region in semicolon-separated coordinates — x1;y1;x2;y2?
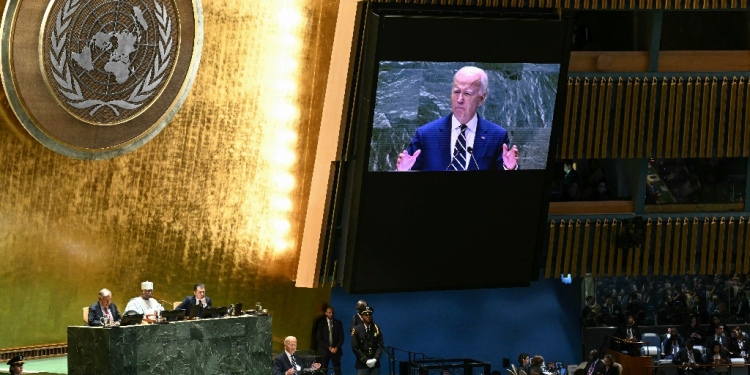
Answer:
0;0;339;349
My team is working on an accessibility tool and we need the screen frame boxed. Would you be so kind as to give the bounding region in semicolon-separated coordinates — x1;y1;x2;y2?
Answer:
335;3;575;293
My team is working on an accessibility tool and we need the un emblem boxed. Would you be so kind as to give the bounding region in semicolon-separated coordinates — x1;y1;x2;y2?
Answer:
1;0;202;158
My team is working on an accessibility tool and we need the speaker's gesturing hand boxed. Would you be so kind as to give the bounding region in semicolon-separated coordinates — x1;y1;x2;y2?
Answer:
396;149;420;171
502;144;519;170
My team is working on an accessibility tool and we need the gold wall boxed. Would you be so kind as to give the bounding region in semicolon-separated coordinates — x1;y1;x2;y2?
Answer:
0;0;340;349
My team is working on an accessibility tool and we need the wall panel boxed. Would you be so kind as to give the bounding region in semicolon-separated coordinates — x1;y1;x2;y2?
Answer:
0;0;339;349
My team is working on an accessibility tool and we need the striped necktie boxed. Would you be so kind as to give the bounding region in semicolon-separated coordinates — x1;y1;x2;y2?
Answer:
291;354;298;374
448;124;468;171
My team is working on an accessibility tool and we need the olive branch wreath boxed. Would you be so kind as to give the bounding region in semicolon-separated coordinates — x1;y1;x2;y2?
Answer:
49;0;173;117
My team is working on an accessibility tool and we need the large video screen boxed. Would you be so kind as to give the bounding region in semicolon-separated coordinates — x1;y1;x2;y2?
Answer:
369;62;561;172
338;6;573;293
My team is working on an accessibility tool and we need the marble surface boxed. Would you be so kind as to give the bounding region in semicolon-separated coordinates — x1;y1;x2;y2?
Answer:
369;61;559;171
68;315;272;375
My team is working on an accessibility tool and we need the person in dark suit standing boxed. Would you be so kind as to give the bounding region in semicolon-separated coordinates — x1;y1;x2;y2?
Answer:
88;288;121;326
672;339;710;375
273;336;321;375
351;300;368;330
582;350;605;375
396;66;519;172
352;307;384;375
317;306;344;375
176;283;211;318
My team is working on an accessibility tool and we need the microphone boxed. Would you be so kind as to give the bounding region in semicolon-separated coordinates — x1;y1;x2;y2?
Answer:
466;147;480;170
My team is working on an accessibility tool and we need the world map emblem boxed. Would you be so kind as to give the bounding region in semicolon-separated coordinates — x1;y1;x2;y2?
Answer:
43;0;180;125
1;0;200;159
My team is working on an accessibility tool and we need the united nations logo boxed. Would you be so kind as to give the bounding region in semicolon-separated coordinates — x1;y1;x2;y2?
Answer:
43;0;179;124
0;0;201;158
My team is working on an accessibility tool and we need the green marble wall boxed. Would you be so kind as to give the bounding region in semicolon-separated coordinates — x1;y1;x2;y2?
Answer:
68;315;272;375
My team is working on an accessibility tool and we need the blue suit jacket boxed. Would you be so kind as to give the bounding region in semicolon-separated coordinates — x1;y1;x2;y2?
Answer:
273;352;306;375
88;301;121;326
176;295;212;317
405;114;510;171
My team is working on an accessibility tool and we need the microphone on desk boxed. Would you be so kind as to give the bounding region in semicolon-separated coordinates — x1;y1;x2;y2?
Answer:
466;147;480;170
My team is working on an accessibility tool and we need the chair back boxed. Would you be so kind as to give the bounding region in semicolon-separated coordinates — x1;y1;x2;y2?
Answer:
173;301;180;309
83;307;89;325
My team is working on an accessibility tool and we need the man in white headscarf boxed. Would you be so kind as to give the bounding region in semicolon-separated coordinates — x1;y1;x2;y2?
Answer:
124;281;164;321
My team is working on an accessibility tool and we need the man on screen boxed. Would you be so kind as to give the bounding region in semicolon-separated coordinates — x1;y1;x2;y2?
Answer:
396;66;519;171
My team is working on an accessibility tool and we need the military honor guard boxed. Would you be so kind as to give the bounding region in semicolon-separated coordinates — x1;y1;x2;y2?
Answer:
351;307;384;375
7;355;23;375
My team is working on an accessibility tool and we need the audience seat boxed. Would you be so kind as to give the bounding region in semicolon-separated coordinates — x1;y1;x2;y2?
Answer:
641;333;661;360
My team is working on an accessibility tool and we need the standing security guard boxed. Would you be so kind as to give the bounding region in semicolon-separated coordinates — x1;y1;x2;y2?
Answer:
351;306;384;375
7;355;24;374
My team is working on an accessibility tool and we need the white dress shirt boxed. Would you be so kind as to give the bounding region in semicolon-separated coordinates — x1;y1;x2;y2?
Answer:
450;114;477;170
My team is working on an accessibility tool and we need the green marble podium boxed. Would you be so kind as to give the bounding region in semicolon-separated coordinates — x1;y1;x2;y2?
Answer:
67;315;272;375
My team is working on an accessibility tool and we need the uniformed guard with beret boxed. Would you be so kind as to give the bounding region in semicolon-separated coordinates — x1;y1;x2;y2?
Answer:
7;355;24;375
351;306;384;375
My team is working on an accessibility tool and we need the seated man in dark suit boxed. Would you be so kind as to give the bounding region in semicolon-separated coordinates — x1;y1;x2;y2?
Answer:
273;336;321;375
396;66;519;172
709;325;729;352
673;339;710;375
581;350;605;375
176;283;211;318
88;288;121;326
614;315;642;355
317;307;344;375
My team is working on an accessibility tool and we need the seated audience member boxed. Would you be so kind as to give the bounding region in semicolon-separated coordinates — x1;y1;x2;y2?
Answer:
591;181;612;201
517;353;530;375
529;367;543;375
658;293;676;325
707;325;729;352
734;293;750;323
728;327;749;360
176;283;212;318
614;315;642;355
602;354;620;375
705;341;729;375
88;288;121;326
625;292;644;322
673;339;709;375
530;356;545;370
684;315;704;344
664;328;685;359
582;296;599;327
582;350;605;375
272;336;321;375
6;355;23;375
